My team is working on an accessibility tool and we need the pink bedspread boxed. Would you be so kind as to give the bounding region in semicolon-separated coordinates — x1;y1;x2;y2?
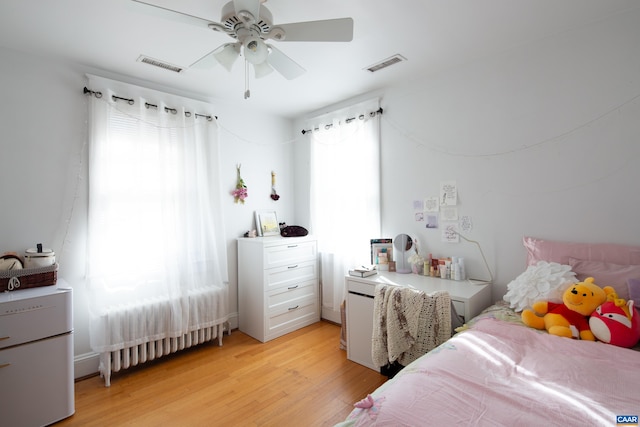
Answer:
339;316;640;426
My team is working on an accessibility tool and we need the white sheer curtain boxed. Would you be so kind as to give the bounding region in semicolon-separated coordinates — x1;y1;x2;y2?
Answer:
307;99;381;323
86;76;228;352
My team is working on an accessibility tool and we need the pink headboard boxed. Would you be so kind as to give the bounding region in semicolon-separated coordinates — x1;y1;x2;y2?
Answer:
523;236;640;267
523;236;640;301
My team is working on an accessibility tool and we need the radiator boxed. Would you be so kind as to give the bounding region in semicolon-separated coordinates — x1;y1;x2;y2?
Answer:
97;287;228;387
99;323;225;387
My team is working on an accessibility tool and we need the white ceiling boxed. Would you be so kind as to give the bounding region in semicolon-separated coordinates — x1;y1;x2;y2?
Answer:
1;0;638;118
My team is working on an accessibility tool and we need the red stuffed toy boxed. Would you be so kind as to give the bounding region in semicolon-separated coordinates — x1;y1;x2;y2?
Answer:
589;296;640;348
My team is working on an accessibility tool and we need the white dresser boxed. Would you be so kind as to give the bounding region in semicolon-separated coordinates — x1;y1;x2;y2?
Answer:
345;273;492;371
0;284;74;426
238;235;319;342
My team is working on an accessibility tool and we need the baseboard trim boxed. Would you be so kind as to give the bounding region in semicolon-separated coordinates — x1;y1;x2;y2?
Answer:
321;307;342;324
74;351;100;380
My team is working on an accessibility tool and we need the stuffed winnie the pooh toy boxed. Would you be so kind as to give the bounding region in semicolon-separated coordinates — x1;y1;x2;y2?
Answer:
521;277;615;340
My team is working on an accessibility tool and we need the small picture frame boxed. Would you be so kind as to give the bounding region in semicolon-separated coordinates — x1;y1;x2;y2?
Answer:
255;210;280;236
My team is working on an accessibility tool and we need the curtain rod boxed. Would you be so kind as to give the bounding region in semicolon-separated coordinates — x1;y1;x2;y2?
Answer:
83;86;217;121
301;107;383;135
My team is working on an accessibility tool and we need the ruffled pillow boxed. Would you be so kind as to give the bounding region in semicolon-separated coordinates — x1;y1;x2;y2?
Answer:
503;261;577;312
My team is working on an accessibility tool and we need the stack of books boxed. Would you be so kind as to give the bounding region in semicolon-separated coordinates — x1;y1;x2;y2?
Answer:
348;266;377;278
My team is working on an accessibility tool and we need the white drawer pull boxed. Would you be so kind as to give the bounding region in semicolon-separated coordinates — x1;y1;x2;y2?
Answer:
288;285;299;290
287;265;298;269
288;305;299;311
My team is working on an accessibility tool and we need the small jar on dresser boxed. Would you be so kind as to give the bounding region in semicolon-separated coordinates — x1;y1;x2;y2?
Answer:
237;235;319;342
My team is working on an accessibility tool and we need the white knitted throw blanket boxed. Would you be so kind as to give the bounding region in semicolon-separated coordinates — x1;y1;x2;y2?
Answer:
372;284;451;368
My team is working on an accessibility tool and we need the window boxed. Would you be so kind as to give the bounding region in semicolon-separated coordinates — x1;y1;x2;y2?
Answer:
307;99;381;322
85;76;228;351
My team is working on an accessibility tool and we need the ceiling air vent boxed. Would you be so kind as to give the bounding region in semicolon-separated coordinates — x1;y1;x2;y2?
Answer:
137;55;184;73
364;54;407;73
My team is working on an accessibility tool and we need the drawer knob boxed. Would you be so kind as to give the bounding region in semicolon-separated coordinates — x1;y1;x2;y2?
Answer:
0;336;9;341
287;245;298;248
0;363;10;369
287;265;299;269
288;285;299;290
288;305;299;311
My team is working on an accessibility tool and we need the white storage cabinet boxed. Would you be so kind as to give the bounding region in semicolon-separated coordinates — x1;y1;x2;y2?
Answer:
238;235;319;342
0;284;74;426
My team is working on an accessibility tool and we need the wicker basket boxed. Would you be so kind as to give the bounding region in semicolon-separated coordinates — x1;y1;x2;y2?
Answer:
0;263;58;292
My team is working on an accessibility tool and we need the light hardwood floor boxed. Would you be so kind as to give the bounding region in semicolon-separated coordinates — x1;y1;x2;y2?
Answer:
55;321;386;426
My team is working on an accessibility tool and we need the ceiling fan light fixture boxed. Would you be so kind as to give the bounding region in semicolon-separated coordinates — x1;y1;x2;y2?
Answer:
253;61;274;78
214;43;241;72
243;36;268;65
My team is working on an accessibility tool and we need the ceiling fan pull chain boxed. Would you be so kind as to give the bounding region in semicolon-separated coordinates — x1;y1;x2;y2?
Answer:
244;59;251;99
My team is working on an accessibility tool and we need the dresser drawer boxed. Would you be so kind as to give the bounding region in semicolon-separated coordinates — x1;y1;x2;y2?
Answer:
265;260;317;291
266;298;318;340
264;241;317;268
267;280;317;314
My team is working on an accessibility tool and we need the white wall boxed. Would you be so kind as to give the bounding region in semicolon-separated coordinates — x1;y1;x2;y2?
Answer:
0;46;295;378
295;8;640;303
380;8;640;301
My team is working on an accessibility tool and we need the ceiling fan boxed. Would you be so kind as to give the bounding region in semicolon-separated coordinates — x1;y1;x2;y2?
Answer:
132;0;354;98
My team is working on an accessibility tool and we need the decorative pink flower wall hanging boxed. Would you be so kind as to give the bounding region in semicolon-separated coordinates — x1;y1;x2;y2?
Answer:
232;164;248;204
270;171;280;201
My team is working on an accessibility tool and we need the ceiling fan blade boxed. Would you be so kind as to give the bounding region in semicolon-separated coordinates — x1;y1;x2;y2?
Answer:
130;0;217;29
266;44;306;80
233;0;262;25
189;48;220;69
271;18;354;42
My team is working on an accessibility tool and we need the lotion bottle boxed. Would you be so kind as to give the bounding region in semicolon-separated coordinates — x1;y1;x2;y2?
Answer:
458;258;466;280
454;261;461;281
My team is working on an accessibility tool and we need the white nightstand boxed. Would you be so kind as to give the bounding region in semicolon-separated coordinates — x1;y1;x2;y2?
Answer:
345;272;492;371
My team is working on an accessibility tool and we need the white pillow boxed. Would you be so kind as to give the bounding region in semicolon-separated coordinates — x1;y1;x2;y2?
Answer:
503;261;577;312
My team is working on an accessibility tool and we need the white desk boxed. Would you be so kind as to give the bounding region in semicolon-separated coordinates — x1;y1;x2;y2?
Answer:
345;272;492;371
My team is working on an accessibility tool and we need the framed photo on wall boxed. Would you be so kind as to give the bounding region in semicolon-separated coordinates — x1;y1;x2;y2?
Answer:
255;210;279;236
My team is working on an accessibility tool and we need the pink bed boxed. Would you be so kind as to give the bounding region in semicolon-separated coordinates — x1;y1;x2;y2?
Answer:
338;237;640;426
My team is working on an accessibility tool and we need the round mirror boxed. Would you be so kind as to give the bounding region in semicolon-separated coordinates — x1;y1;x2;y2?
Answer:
394;234;413;273
394;234;413;252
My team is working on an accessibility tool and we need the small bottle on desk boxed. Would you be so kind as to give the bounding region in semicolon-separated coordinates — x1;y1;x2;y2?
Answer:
458;258;466;280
